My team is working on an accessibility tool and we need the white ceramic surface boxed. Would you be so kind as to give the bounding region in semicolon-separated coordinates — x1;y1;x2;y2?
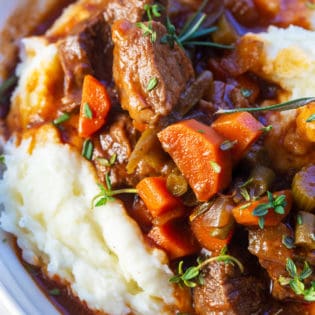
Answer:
0;230;60;315
0;1;62;313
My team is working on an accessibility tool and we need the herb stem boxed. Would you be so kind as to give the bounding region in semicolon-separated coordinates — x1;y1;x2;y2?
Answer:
216;97;315;114
199;255;244;273
109;188;138;196
178;13;207;42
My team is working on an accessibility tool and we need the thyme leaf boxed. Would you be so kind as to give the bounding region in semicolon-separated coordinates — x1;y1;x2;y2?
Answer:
279;258;314;301
84;102;93;119
82;139;94;160
136;22;157;43
146;77;158;91
252;191;287;229
53;112;70;125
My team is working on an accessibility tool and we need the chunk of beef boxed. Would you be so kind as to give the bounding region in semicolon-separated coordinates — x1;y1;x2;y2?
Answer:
57;14;113;110
112;19;194;126
193;261;265;315
104;0;168;25
248;223;306;301
93;112;169;187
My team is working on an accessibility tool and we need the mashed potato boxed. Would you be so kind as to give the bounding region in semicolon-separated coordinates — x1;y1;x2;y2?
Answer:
8;37;63;130
0;125;181;315
243;25;315;171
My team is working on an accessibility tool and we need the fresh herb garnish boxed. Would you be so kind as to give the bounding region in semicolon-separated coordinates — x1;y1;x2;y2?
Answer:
252;191;287;229
279;258;315;301
0;155;5;164
282;235;295;249
306;113;315;122
240;187;251;202
144;3;162;20
84;102;93;119
82;139;94;160
261;125;273;133
49;288;61;296
52;112;70;125
297;214;303;225
161;0;233;50
136;22;157;43
220;140;237;151
97;153;117;167
240;88;253;98
146;77;158;91
169;246;244;288
92;173;137;207
210;161;221;174
216;97;315;114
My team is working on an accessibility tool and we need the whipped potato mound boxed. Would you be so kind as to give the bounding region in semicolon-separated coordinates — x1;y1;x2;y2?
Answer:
8;37;63;130
242;25;315;171
247;25;315;100
0;125;179;315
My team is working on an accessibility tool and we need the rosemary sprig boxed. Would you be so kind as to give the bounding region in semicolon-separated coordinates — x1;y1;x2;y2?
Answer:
169;246;244;288
160;0;233;50
279;258;314;302
92;173;137;207
216;97;315;114
252;191;287;229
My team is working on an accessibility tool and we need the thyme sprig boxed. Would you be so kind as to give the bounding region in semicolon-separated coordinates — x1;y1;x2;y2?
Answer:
169;247;244;288
216;97;315;114
252;191;287;229
279;258;315;302
136;3;162;43
160;0;233;50
136;22;157;43
92;173;137;207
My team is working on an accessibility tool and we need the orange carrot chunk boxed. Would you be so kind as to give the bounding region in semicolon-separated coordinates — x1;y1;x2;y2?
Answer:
158;119;232;202
232;190;292;227
148;221;199;259
211;112;263;163
136;177;185;224
78;74;111;138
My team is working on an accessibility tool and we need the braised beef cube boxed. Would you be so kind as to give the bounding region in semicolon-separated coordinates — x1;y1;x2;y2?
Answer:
193;261;265;315
104;0;168;25
248;224;314;301
57;14;113;110
112;19;194;126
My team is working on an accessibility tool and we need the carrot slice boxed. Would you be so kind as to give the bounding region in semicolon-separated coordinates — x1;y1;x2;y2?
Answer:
232;190;292;227
192;229;233;253
148;220;199;259
136;177;185;224
211;112;263;163
158;119;232;202
78;74;111;138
